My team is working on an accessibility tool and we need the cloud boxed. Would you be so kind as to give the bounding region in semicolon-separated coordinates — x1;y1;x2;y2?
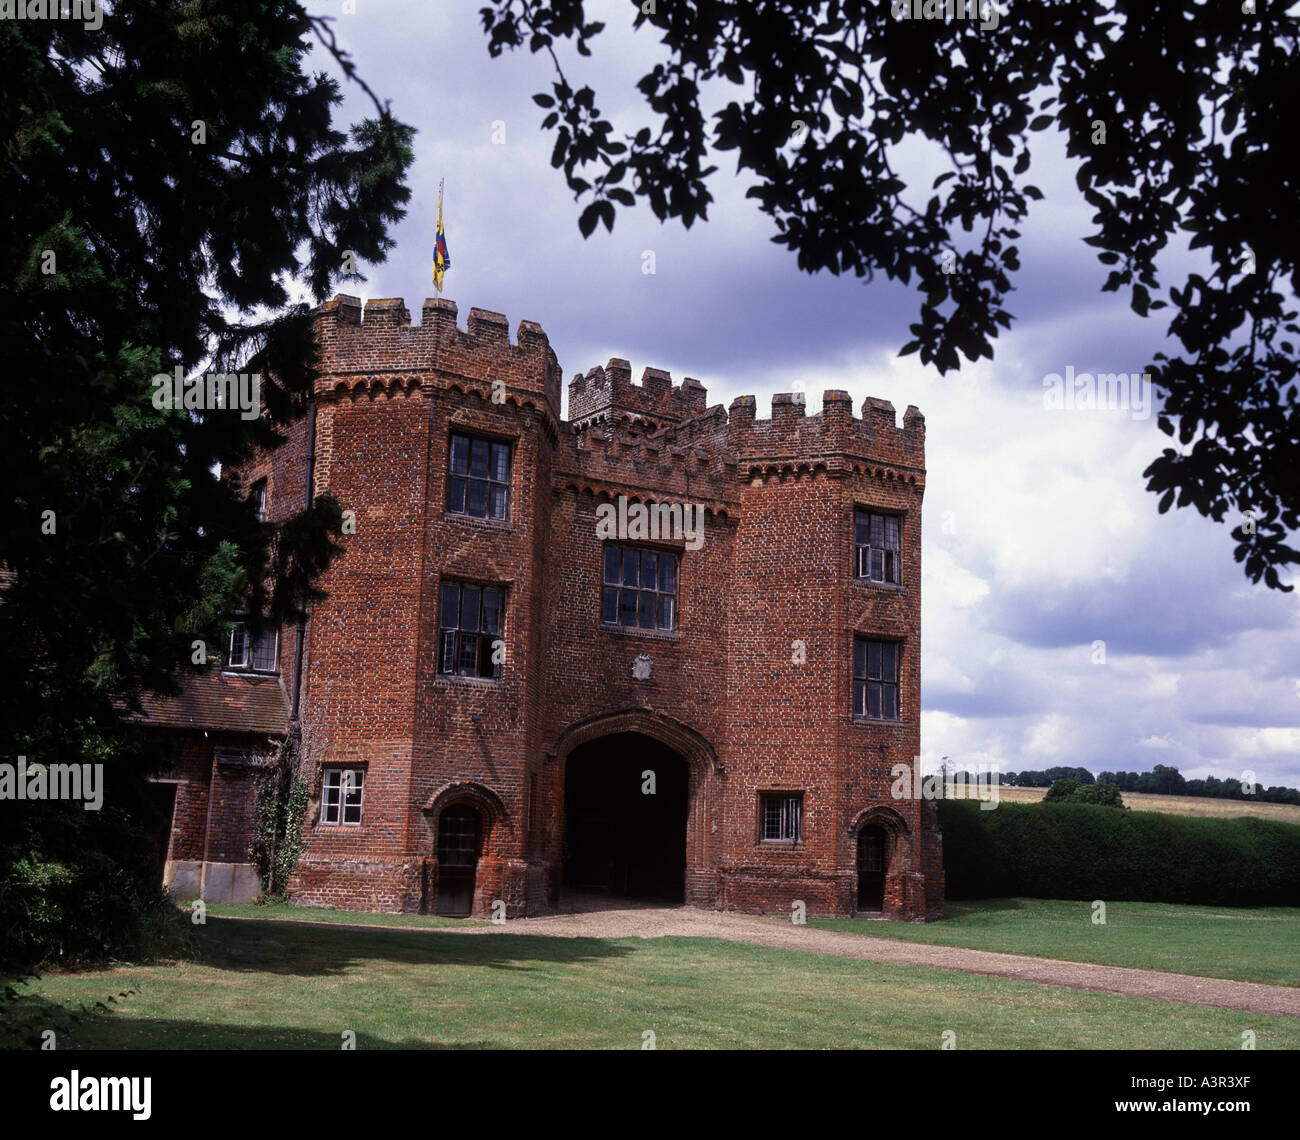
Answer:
313;1;1299;789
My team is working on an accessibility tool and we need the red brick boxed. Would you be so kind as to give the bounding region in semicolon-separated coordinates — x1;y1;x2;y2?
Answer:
208;294;943;920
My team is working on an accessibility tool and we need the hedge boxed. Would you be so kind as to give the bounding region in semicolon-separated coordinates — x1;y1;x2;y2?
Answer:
936;800;1300;906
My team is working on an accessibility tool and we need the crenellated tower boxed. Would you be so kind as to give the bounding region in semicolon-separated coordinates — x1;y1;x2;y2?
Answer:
226;295;940;922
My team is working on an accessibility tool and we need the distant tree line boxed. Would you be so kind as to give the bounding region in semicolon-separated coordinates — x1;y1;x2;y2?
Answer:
950;766;1096;788
949;762;1300;805
1098;764;1300;805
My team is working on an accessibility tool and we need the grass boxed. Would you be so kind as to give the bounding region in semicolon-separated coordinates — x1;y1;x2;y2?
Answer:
204;902;471;929
809;898;1300;987
978;784;1300;824
213;898;1300;989
5;913;1297;1050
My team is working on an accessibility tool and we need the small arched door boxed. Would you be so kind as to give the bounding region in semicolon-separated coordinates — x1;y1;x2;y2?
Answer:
857;826;888;912
436;804;481;916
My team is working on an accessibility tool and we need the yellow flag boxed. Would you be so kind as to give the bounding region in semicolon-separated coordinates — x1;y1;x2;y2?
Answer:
433;181;451;292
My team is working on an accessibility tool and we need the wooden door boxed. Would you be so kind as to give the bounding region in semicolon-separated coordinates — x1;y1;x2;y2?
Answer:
857;827;887;911
436;804;480;916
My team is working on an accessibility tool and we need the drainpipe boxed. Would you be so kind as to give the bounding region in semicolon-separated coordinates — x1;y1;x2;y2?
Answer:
291;398;317;724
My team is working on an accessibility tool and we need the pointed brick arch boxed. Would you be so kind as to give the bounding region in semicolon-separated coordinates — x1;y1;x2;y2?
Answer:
548;708;720;776
549;708;720;908
419;781;510;918
850;804;924;919
849;805;913;868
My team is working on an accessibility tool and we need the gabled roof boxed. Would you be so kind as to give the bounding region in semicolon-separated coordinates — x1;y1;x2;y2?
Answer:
131;671;289;737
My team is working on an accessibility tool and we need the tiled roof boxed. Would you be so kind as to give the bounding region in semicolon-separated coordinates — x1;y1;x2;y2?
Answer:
4;567;287;737
131;671;289;736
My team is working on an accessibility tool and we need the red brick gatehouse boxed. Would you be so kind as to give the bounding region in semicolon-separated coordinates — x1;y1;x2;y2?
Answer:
150;294;943;921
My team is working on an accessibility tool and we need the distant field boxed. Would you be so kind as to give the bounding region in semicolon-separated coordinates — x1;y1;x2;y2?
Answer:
810;898;1300;987
963;784;1300;824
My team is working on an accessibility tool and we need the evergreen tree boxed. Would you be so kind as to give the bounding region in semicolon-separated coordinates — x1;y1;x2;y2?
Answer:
0;2;414;969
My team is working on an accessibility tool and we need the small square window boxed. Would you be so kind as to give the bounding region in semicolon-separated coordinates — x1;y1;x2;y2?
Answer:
438;581;505;679
227;619;279;674
321;769;365;825
760;794;803;842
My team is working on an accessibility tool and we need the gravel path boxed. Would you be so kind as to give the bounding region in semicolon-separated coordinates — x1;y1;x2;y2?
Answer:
434;899;1300;1019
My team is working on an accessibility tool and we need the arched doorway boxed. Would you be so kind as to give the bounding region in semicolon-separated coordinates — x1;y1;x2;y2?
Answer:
563;732;688;902
857;825;889;912
436;803;481;916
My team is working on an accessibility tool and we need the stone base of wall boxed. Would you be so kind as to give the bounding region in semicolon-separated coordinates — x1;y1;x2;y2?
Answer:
684;866;720;909
882;870;930;922
164;859;261;904
469;856;528;918
164;859;202;902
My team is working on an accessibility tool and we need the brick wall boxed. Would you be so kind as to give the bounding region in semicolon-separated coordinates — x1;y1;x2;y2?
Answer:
222;294;942;921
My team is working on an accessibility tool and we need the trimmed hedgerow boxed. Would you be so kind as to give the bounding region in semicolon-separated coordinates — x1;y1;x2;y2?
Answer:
937;800;1300;906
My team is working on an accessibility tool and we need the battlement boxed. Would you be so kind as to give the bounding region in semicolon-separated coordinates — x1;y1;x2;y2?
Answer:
312;295;561;416
556;386;923;510
649;389;925;472
568;359;709;430
559;421;737;510
309;296;921;480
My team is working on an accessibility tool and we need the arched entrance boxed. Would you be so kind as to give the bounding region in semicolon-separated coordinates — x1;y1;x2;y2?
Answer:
856;825;889;911
563;731;688;902
436;803;481;916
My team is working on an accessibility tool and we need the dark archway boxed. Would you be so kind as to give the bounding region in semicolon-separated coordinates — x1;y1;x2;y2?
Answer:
563;732;688;902
857;825;889;912
436;803;481;916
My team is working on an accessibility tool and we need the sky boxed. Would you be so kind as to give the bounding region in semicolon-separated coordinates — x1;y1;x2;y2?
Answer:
303;0;1299;789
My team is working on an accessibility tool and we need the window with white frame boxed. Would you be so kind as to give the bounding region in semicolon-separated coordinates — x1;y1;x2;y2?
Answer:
321;768;365;825
251;479;267;523
227;620;279;673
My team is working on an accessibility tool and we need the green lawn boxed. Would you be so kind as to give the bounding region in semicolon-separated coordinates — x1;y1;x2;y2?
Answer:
6;914;1295;1050
217;897;1300;989
205;902;471;929
808;898;1300;987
